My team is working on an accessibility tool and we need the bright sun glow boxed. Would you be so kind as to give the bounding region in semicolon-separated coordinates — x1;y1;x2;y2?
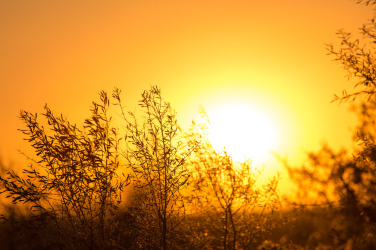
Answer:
207;102;278;164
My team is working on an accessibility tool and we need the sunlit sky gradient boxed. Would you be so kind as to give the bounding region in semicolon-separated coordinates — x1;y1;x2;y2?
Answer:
1;0;374;192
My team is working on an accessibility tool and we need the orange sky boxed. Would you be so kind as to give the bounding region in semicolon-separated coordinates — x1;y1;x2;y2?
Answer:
1;0;374;192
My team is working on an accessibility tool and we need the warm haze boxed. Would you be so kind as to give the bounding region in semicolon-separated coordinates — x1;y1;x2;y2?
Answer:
1;0;373;194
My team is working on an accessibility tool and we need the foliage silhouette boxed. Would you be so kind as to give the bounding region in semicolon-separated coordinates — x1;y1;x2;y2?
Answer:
113;86;196;250
355;0;376;7
327;2;376;103
184;109;281;250
281;1;376;248
0;86;284;249
0;91;129;249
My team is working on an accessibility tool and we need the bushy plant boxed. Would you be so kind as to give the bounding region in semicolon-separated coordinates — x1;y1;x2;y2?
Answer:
184;110;281;250
0;91;129;249
113;86;196;249
282;1;376;248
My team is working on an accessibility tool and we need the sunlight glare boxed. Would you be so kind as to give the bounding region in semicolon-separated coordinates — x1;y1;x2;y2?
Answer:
207;103;278;164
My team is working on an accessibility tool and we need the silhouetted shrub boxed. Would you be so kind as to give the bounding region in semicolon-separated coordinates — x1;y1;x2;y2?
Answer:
113;86;196;249
283;1;376;248
184;110;281;250
0;90;129;249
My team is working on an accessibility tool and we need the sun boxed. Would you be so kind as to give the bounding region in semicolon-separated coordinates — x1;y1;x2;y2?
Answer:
206;102;278;164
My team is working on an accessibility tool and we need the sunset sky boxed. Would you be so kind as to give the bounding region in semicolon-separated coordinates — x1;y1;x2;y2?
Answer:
1;0;374;192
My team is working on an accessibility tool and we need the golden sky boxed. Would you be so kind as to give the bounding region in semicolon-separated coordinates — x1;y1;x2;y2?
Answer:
1;0;374;192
